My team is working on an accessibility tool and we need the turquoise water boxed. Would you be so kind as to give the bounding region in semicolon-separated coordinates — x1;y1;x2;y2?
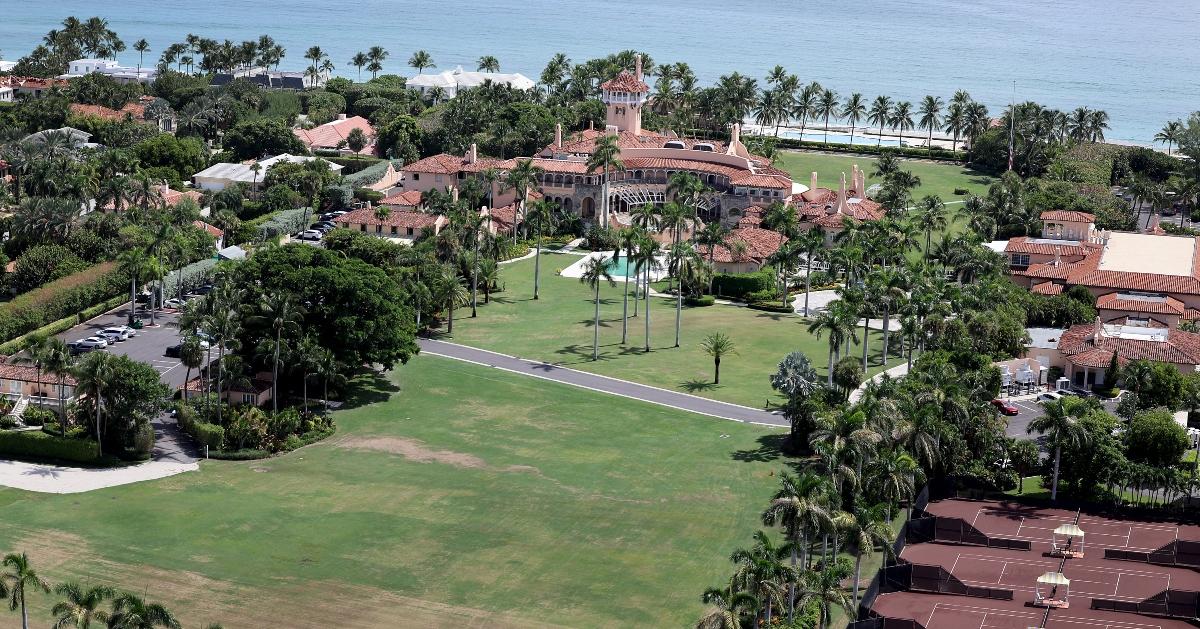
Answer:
1;0;1194;144
607;256;635;279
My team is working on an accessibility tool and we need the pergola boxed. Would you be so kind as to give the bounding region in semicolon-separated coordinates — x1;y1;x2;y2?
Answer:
1035;572;1071;608
1051;523;1086;558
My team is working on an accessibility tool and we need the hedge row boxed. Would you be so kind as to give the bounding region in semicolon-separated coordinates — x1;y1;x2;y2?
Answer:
748;302;796;314
749;134;966;162
0;430;101;464
341;158;402;184
0;263;127;349
711;270;775;299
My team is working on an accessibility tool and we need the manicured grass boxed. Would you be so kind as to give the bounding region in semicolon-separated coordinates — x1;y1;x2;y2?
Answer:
0;356;791;628
442;254;903;409
773;150;996;205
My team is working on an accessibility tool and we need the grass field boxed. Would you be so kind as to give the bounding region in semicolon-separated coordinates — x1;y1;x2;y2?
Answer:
0;356;790;628
440;254;903;409
773;150;996;203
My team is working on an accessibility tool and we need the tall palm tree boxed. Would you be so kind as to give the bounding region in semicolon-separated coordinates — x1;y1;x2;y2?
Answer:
107;593;180;629
842;93;867;145
586;134;624;228
2;552;50;629
867;96;892;147
435;266;469;334
914;195;948;259
867;449;920;523
41;338;72;428
526;198;558;300
796;228;825;317
303;46;327;88
762;471;831;623
311;346;342;413
252;294;304;414
409;49;434;74
817;89;840;144
349;51;368;80
917;95;943;152
730;531;793;628
1155;120;1184;156
808;301;858;386
793;82;821;139
696;586;756;629
117;248;147;326
73;351;115;456
943;102;966;152
870;267;907;363
802;562;855;629
366;45;389;79
133;39;150;77
477;55;499;72
634;237;663;352
844;504;893;610
502;159;544;245
890;101;915;147
52;582;115;629
614;227;643;343
1027;399;1089;501
579;257;615;361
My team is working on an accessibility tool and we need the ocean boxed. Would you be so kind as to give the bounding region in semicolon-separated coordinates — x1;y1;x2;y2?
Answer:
0;0;1195;145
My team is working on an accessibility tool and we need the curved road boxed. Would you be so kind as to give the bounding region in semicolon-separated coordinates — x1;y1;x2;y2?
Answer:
419;339;787;428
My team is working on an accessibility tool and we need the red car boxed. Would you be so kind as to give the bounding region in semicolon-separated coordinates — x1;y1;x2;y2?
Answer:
991;399;1019;416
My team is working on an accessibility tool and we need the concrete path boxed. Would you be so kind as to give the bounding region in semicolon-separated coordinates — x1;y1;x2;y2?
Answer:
419;339;787;428
0;458;198;494
848;361;911;404
558;238;586;253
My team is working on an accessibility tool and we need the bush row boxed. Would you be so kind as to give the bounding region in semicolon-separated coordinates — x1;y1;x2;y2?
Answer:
0;263;127;350
711;270;775;300
0;430;101;464
341;158;404;186
748;302;796;314
684;295;716;307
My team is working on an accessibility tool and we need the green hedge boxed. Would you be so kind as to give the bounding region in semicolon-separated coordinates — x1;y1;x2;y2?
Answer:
754;135;966;162
684;295;716;307
711;271;774;299
748;302;795;314
208;448;270;460
341;158;403;186
0;264;128;352
0;430;101;464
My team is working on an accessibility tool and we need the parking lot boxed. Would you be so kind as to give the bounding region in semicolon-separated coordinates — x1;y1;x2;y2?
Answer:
1000;391;1122;438
56;305;204;391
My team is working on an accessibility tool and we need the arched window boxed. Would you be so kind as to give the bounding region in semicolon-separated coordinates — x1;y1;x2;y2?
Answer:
582;196;595;218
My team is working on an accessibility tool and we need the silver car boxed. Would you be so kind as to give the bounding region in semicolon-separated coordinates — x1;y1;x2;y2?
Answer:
99;327;130;342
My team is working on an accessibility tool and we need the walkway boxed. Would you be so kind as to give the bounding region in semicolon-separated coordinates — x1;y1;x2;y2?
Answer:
848;361;911;404
419;339;787;428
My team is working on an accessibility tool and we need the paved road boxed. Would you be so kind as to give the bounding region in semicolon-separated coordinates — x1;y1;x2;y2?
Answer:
419;339;788;427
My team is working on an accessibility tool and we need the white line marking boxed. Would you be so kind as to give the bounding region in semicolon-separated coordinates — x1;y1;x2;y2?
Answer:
1114;572;1122;596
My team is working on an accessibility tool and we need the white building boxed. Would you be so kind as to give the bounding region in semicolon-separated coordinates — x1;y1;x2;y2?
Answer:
192;154;343;191
62;58;157;84
0;87;13;103
406;66;535;99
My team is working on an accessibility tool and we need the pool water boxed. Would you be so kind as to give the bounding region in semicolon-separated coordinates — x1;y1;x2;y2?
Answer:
607;256;637;278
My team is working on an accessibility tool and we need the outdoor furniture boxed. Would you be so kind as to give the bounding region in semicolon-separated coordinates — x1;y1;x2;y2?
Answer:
1035;572;1070;608
1051;524;1086;558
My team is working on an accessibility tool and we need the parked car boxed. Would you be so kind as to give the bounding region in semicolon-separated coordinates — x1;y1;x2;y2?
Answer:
164;343;182;358
319;210;348;222
311;222;336;232
112;325;137;338
296;230;324;241
97;328;128;343
990;399;1019;416
193;284;214;295
1037;391;1064;403
163;298;186;309
68;337;108;354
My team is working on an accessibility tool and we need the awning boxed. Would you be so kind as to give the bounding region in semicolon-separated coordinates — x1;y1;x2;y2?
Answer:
1054;524;1085;538
1038;572;1070;586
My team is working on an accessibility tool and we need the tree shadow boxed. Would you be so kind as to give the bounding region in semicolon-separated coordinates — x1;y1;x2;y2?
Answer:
680;379;717;393
731;433;790;463
755;311;792;322
339;370;401;410
574;318;614;328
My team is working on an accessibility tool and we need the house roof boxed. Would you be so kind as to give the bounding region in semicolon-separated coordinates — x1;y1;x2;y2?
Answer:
1040;210;1095;223
1004;237;1099;257
1095;292;1186;316
402;153;467;175
600;71;649;93
405;67;535;91
0;358;77;387
217;245;246;260
193;154;341;184
293;116;375;154
380;190;424;208
1058;322;1200;368
192;220;224;238
1031;282;1063;295
710;227;787;263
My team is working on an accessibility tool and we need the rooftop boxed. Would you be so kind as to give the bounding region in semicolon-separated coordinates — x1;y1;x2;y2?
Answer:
1098;232;1196;277
1026;327;1065;349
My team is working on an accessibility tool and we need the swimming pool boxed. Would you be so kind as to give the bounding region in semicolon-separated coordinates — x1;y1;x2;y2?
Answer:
606;256;638;278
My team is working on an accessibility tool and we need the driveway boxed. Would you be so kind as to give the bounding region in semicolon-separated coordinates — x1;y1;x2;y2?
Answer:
1001;393;1121;438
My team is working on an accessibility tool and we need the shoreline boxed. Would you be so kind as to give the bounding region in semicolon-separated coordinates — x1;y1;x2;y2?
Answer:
742;121;1159;152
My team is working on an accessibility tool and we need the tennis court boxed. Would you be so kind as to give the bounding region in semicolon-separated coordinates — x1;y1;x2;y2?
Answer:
920;601;1172;629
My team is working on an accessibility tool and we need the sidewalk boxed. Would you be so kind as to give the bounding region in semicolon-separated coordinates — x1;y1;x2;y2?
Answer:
849;361;911;403
0;458;198;494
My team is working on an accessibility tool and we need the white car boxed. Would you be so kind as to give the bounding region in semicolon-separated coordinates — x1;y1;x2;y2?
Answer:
74;336;108;349
112;325;137;338
163;298;186;309
296;230;324;242
1037;391;1064;403
97;328;128;342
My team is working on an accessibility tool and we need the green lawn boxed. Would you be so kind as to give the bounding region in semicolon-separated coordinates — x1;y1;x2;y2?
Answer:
773;150;996;204
441;254;903;409
0;356;790;628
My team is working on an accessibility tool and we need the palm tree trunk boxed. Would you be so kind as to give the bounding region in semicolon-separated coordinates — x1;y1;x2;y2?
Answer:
471;235;480;317
592;284;601;361
827;345;835;386
1051;444;1062;501
713;357;721;384
95;397;103;456
302;374;308;411
272;331;281;414
674;281;681;348
853;554;863;611
533;228;542;300
882;306;891;360
804;259;813;316
862;316;870;372
129;276;137;325
448;300;455;334
20;590;27;629
621;264;630;343
324;378;330;413
644;267;651;352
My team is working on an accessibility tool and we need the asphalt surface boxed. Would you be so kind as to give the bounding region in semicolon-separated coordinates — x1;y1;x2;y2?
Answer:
418;338;788;427
57;305;203;463
1001;393;1122;439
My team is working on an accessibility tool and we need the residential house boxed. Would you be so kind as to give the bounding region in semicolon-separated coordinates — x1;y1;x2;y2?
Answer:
182;372;273;407
1050;318;1200;389
0;76;68;99
62;58;156;84
0;357;76;408
405;66;535;99
192;154;343;191
193;221;225;249
333;206;446;242
293;114;376;155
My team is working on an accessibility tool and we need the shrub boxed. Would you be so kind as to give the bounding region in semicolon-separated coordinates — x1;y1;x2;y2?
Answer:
684;295;715;307
806;270;835;288
342;159;402;187
255;208;310;242
584;225;619;252
0;430;101;464
749;134;965;162
208;448;270;461
748;301;794;313
21;406;55;427
711;271;774;299
354;188;384;203
190;422;225;449
745;288;781;303
0;262;127;348
10;244;87;293
953;187;969;195
0;416;17;429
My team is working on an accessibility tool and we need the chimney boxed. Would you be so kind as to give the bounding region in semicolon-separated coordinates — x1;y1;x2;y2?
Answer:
1053;246;1061;266
635;54;643;82
605;124;619;136
810;171;818;191
337;113;347;121
555;123;562;149
835;172;849;214
468;143;477;164
729;123;741;150
451;186;459;202
1093;316;1103;346
589;119;594;131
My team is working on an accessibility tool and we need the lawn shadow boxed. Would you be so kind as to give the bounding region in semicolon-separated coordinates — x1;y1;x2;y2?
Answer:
680;379;717;393
340;370;401;410
755;311;793;322
731;433;789;463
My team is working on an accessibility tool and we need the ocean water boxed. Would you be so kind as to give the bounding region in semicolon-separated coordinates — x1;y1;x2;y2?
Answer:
0;0;1195;144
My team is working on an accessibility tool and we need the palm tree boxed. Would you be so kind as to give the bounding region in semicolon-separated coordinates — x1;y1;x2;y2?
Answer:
107;593;180;629
917;95;943;152
802;562;855;629
366;45;389;79
700;332;735;384
133;39;150;77
816;89;839;144
943;102;966;152
208;301;243;425
311;346;342;413
867;96;892;147
579;257;615;361
870;268;907;363
180;336;204;406
914;195;948;258
842;93;867;145
526;199;558;300
585;134;624;228
2;552;50;629
477;55;499;72
253;294;304;414
844;504;893;610
634;237;662;352
118;248;147;326
349;51;368;80
409;49;434;74
41;338;72;428
52;582;115;629
303;46;327;88
796;228;825;317
614;227;642;343
762;471;831;623
696;586;755;629
868;449;920;523
730;531;793;628
1155;120;1184;156
502;159;544;245
890;101;915;147
1027;399;1089;501
807;301;858;386
435;266;469;334
73;351;115;456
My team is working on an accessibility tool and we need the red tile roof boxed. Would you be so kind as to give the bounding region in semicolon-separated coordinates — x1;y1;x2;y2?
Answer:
192;220;223;238
1004;237;1099;257
0;358;76;387
402;153;466;175
334;207;440;230
730;173;792;189
293;116;376;154
0;76;66;90
709;227;787;263
1095;293;1185;316
600;71;649;93
1040;210;1095;223
1058;322;1200;368
1031;282;1063;295
792;190;886;226
380;190;424;208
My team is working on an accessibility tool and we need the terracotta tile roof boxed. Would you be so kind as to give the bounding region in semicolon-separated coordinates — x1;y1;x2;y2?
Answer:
730;173;792;189
70;102;146;121
709;227;788;263
1058;322;1200;367
488;203;518;234
1095;293;1185;316
793;192;886;225
380;190;424;208
1186;308;1200;321
1040;210;1095;223
293;116;376;154
1004;237;1098;257
0;359;76;387
402;153;466;175
1031;282;1063;295
192;220;223;238
622;156;744;180
600;71;649;93
1072;269;1200;294
530;158;592;174
1104;316;1171;328
0;77;66;90
334;207;440;230
543;129;698;156
161;187;204;208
